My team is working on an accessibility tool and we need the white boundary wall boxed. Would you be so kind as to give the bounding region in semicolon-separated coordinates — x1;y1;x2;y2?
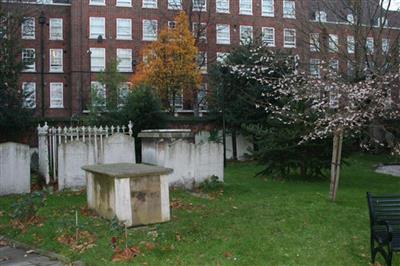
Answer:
140;130;224;188
57;133;136;190
0;142;31;195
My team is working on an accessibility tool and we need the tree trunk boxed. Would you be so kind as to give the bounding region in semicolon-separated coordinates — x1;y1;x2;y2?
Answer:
329;129;343;202
232;128;237;161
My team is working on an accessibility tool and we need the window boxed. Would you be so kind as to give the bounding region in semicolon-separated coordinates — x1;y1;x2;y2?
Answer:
216;0;229;13
310;59;320;77
90;48;105;72
378;17;389;27
193;23;207;42
50;83;63;108
310;33;320;52
329;34;339;53
170;92;183;111
262;0;274;17
193;0;206;11
216;24;230;44
347;36;355;54
382;38;389;54
240;25;253;45
22;82;36;108
197;84;208;111
283;0;295;18
315;11;327;22
262;27;275;47
347;14;354;24
116;0;131;6
329;87;339;109
21;17;35;39
283;29;296;48
329;59;339;73
89;17;105;39
216;52;229;63
49;49;63;72
168;21;176;29
49;18;63;40
22;49;35;72
239;0;252;15
142;20;157;41
91;81;106;107
366;37;374;54
89;0;105;5
347;60;354;76
143;0;157;8
168;0;182;9
197;52;207;73
118;82;131;106
117;49;132;72
116;19;132;40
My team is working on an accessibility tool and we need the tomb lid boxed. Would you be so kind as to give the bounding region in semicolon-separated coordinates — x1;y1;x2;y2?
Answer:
82;163;173;178
138;129;193;139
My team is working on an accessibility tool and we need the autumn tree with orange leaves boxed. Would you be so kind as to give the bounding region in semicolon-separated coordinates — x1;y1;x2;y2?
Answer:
132;12;202;114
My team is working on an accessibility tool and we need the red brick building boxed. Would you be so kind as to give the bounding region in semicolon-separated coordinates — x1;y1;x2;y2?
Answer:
12;0;400;119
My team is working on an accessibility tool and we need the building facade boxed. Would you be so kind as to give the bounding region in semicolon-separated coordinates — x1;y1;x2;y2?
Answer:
11;0;400;119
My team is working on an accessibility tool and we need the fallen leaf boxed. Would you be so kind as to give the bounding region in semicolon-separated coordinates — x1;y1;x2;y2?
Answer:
0;240;8;246
145;242;155;251
112;246;141;262
224;252;233;258
175;233;182;241
26;250;35;254
57;231;96;253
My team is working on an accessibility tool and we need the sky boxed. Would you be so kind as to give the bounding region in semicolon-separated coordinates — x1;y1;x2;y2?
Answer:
383;0;400;10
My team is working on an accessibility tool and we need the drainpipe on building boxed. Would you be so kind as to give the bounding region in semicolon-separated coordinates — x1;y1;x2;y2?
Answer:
39;13;46;118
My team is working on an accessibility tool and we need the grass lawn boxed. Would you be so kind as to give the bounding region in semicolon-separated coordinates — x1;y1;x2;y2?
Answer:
1;154;400;265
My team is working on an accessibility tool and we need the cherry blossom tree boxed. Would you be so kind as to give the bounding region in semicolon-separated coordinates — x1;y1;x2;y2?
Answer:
229;45;400;201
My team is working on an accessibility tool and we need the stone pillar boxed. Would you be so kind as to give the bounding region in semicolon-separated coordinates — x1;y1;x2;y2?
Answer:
37;123;50;184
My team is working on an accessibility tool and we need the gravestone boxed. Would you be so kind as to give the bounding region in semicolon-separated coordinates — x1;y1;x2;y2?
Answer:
0;142;31;195
82;163;172;227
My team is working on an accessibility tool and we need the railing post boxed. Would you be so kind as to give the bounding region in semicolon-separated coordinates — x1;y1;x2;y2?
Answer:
37;122;50;184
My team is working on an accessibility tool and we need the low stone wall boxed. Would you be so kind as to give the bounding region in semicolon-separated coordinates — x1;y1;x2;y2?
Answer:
195;130;253;161
57;133;136;190
0;142;31;195
140;130;224;188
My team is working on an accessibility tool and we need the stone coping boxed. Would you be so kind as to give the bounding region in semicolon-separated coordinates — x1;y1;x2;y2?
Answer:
82;163;173;178
138;129;193;139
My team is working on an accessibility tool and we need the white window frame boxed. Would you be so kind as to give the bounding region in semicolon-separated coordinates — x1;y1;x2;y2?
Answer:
117;49;133;72
283;28;296;48
283;0;295;18
329;59;339;72
329;34;339;53
216;0;229;13
216;52;229;63
90;48;106;72
197;52;207;74
116;18;132;40
382;38;390;54
262;0;274;17
347;14;354;24
310;33;320;52
22;48;36;72
239;0;252;15
315;11;327;22
50;82;64;108
193;22;207;43
347;36;355;54
91;81;106;107
21;17;35;39
216;24;230;45
49;18;63;40
116;0;132;7
310;59;321;77
193;0;206;11
89;0;105;6
118;82;131;106
366;37;374;54
89;17;106;39
168;0;182;9
240;25;253;45
49;49;63;73
142;20;158;41
22;82;36;109
262;27;275;47
143;0;157;8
